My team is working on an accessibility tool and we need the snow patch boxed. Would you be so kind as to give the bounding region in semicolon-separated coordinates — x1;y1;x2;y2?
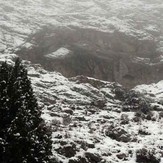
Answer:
45;47;71;59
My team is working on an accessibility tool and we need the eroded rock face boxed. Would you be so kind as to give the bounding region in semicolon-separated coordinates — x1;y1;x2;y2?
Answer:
1;0;163;87
16;27;163;88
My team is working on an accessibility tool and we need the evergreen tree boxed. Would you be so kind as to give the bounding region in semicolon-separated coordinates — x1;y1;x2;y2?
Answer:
0;62;11;162
0;62;11;134
0;59;52;163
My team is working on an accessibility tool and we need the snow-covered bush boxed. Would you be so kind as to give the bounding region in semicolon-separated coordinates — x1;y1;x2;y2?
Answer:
123;90;151;113
136;148;160;163
133;110;158;121
120;114;129;124
159;111;163;119
114;87;127;101
138;128;151;135
105;125;133;142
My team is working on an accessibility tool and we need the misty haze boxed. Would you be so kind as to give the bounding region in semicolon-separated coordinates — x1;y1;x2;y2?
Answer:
0;0;163;163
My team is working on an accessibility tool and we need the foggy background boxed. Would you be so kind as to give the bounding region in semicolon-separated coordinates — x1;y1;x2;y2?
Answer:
0;0;163;87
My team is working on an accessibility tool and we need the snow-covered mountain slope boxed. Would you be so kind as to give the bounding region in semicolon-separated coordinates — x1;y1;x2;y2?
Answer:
1;0;163;161
134;81;163;106
0;0;163;87
29;61;163;163
0;0;163;51
1;54;163;162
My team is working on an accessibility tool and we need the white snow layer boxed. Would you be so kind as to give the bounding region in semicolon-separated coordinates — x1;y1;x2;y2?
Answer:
45;48;71;59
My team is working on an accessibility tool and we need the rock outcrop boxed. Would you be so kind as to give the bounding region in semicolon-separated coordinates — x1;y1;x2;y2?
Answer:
1;0;163;87
17;27;163;88
1;54;163;163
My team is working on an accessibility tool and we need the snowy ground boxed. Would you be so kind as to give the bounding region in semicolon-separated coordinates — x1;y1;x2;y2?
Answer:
1;50;163;163
135;81;163;102
1;54;163;162
0;0;163;52
45;48;71;59
26;61;163;163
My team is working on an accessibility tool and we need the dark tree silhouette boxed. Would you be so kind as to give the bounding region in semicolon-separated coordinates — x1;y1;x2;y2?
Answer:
0;59;52;163
0;62;12;162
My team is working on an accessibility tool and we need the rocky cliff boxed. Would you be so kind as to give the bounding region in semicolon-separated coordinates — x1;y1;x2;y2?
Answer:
0;0;163;87
16;27;163;88
1;53;163;163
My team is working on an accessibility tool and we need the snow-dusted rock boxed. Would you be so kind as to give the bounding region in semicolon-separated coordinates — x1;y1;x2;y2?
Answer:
0;0;163;87
26;62;163;163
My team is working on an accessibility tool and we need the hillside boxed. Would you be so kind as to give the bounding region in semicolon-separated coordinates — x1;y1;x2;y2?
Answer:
0;1;163;162
0;0;163;87
1;54;163;163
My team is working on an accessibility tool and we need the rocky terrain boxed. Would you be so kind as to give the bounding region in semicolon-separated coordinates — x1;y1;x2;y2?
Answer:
29;61;163;163
0;0;163;87
0;1;163;162
1;54;163;163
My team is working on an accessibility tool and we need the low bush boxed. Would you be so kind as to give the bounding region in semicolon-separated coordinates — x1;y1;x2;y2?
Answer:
136;148;160;163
